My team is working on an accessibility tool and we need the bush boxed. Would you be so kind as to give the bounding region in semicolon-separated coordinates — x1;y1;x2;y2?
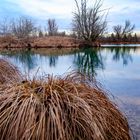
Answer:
0;59;22;84
0;70;131;140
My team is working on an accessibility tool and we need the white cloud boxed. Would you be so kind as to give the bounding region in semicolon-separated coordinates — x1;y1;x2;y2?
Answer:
104;0;140;14
3;0;140;30
5;0;140;20
102;0;140;31
6;0;75;19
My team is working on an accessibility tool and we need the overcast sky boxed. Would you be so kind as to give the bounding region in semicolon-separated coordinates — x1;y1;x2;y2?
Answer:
0;0;140;32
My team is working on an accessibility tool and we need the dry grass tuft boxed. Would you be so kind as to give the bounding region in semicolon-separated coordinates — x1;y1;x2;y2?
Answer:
0;59;22;84
0;72;131;140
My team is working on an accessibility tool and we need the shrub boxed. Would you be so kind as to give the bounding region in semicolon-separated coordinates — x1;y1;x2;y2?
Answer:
0;59;22;84
0;72;131;140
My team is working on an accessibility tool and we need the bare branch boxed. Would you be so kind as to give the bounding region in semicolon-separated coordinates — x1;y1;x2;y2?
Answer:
0;17;11;36
113;20;135;41
72;0;107;42
11;17;36;39
47;19;58;36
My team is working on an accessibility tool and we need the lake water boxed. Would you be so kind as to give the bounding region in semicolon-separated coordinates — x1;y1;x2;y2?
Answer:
0;47;140;139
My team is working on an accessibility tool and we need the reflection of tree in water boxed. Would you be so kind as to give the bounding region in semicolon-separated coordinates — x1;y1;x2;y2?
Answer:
48;55;58;67
74;48;104;76
2;49;59;70
2;50;36;70
108;47;137;65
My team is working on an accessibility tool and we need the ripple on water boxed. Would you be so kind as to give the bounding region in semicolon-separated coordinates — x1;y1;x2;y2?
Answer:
122;104;140;139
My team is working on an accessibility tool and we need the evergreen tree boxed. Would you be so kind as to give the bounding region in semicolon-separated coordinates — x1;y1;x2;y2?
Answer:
39;30;44;37
134;33;138;42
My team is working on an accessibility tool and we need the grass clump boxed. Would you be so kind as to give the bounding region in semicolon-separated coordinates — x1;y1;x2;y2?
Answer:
0;59;22;84
0;71;131;140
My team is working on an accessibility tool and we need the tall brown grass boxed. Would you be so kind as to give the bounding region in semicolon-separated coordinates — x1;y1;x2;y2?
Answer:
0;59;22;84
0;71;131;140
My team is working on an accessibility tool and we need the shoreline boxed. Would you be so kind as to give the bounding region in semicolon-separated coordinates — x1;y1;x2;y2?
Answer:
0;36;140;49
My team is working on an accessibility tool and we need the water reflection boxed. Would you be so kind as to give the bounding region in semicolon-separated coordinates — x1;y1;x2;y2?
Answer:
73;47;137;76
1;50;36;70
48;56;58;67
0;47;137;75
104;47;137;65
0;50;59;70
74;48;104;76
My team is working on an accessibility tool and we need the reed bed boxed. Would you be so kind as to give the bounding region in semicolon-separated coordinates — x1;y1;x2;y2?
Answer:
0;71;131;140
0;59;22;84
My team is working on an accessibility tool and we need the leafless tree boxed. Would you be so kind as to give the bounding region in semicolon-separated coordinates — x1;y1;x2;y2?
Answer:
113;20;135;41
0;18;11;36
47;19;58;36
72;0;108;42
11;17;36;39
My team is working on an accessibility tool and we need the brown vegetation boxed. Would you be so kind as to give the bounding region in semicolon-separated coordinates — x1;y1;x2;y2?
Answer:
0;36;86;48
0;36;102;49
0;59;22;84
0;59;131;140
0;35;35;49
32;36;82;48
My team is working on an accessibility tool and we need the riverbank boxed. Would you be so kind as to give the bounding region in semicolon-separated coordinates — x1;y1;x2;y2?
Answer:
0;36;140;49
0;36;101;49
101;41;140;44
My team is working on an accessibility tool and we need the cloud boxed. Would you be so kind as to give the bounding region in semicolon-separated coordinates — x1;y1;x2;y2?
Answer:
5;0;75;20
1;0;140;31
103;0;140;31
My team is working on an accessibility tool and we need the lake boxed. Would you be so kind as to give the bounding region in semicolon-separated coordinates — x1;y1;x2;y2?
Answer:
0;47;140;139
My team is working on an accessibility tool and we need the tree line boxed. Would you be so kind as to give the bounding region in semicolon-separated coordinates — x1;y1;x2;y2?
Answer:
0;17;65;38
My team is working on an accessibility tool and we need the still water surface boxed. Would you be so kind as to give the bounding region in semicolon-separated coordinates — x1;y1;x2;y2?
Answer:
0;47;140;138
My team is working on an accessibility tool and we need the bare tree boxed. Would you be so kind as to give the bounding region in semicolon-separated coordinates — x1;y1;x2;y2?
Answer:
0;18;11;36
11;17;36;39
113;20;135;41
72;0;108;42
47;19;58;36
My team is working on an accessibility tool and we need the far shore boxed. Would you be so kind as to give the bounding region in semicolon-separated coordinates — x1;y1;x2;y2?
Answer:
101;42;140;45
0;36;140;49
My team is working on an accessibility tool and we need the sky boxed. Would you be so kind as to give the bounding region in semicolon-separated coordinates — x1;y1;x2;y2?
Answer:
0;0;140;32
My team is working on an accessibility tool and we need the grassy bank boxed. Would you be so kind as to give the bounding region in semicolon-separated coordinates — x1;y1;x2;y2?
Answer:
0;36;101;49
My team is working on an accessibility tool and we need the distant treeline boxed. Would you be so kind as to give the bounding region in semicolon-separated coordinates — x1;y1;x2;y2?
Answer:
0;17;67;38
100;33;139;43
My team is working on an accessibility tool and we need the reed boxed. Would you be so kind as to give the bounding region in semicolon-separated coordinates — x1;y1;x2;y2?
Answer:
0;59;22;84
0;72;131;140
